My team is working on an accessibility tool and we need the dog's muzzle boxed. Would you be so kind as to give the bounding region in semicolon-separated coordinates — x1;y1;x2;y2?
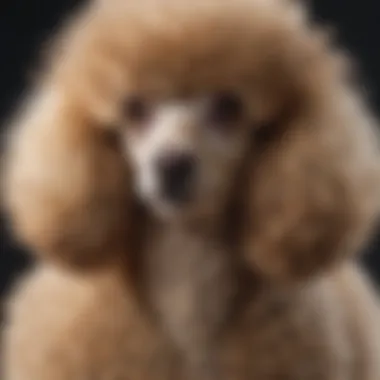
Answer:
156;152;196;204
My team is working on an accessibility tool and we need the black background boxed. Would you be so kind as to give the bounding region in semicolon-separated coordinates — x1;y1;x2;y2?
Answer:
1;0;380;296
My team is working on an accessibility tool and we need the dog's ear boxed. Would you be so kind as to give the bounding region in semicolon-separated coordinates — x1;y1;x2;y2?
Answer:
2;88;130;269
239;69;380;284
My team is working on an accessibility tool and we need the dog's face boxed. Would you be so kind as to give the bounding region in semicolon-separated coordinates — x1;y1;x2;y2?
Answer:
53;0;311;222
69;0;302;222
122;93;251;220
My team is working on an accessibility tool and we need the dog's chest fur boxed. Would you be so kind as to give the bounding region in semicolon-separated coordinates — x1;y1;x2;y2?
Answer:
143;222;236;377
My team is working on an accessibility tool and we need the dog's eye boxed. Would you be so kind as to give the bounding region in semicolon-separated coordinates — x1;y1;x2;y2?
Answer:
123;96;150;123
206;92;243;127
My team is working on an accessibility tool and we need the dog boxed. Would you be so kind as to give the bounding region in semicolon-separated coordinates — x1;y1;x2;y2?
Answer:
2;0;380;379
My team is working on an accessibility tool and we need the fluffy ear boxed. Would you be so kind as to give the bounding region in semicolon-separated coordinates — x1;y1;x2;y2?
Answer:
2;87;130;268
239;82;380;283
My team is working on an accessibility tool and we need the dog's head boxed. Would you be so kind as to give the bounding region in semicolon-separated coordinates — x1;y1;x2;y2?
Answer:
59;0;315;223
4;0;380;279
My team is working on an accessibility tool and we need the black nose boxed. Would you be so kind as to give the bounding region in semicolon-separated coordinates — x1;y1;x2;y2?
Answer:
157;152;196;203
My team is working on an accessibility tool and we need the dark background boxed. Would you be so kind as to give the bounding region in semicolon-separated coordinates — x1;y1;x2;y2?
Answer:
1;0;380;296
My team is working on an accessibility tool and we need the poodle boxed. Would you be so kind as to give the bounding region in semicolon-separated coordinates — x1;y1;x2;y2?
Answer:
2;0;380;379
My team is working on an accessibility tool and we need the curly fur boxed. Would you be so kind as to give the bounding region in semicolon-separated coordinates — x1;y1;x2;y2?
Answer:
2;0;380;379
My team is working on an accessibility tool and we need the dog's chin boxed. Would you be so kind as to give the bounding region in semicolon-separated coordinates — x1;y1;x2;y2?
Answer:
140;186;222;224
147;198;224;227
142;193;210;224
148;199;196;223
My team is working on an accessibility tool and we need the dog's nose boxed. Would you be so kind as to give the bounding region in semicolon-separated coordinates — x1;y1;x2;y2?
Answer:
157;152;196;203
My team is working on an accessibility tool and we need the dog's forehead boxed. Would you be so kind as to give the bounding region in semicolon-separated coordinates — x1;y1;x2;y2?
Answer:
86;0;294;90
51;0;305;122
